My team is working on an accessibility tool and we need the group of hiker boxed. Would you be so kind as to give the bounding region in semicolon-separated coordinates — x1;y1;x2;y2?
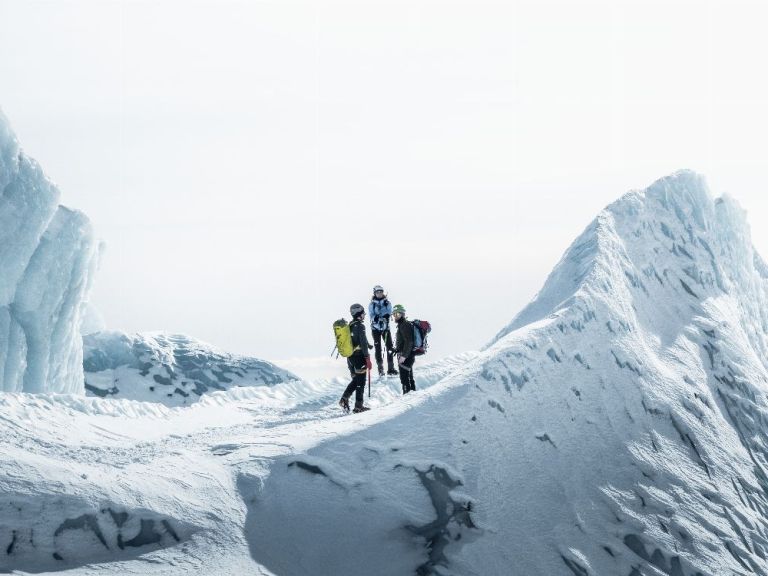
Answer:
333;285;430;414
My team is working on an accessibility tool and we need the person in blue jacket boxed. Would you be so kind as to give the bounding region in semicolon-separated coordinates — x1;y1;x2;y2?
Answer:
368;285;397;377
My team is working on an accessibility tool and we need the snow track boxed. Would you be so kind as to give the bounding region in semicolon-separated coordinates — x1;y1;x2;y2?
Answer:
0;353;479;575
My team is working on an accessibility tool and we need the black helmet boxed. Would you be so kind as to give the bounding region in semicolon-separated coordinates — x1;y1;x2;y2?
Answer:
350;303;365;318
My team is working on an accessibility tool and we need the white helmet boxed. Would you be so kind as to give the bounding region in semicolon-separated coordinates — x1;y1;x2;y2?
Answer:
373;285;385;294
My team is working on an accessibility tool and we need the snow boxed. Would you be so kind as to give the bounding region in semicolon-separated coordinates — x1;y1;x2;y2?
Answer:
0;353;475;574
470;170;768;575
0;109;99;394
4;168;768;575
83;331;300;406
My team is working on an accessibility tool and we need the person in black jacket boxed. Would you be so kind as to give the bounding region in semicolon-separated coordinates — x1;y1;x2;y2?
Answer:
392;304;416;394
338;303;372;413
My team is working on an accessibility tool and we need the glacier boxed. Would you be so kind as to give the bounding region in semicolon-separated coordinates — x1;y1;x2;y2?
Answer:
83;331;299;406
0;109;99;394
3;170;768;575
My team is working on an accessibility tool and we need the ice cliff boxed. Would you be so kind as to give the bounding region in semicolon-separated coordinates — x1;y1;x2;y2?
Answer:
83;331;298;406
0;110;99;394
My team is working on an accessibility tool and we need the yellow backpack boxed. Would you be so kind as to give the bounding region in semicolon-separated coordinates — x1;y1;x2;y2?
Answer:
333;319;355;357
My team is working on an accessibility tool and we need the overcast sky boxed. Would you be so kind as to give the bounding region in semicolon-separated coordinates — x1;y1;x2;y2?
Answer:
2;0;768;364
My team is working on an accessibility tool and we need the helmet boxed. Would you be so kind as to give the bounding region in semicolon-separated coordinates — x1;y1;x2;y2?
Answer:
350;303;365;318
392;304;406;315
373;285;385;294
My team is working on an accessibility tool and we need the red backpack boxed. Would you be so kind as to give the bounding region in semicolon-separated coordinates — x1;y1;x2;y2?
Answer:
412;319;432;356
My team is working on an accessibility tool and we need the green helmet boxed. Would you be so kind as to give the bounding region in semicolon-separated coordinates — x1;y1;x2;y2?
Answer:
392;304;406;315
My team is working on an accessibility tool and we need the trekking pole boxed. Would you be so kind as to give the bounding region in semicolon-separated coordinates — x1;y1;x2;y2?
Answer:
368;368;371;398
330;344;337;357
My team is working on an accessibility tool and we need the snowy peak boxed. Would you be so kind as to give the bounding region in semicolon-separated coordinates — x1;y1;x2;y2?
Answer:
608;170;751;291
490;170;764;348
470;171;768;574
628;169;713;227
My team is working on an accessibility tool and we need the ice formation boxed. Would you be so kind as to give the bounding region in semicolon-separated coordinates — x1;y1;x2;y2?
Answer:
83;331;298;406
237;171;768;575
3;170;768;576
0;110;99;394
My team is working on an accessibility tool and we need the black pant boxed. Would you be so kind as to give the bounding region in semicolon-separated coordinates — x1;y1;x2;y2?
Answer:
398;354;416;394
343;356;367;407
372;328;394;372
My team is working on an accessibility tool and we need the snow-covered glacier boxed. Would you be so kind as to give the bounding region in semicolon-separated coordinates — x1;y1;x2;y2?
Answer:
0;110;99;394
3;170;768;576
83;331;298;405
232;171;768;576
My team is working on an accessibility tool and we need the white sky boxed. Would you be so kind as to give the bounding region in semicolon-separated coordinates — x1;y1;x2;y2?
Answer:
2;0;768;364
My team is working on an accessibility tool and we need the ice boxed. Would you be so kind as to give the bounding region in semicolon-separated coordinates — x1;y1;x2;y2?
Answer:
83;331;299;406
4;169;768;575
237;171;768;575
0;123;59;305
0;110;98;394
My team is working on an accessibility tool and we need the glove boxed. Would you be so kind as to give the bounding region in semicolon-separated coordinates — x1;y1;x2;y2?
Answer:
383;314;390;320
365;357;372;370
373;315;380;323
398;354;405;366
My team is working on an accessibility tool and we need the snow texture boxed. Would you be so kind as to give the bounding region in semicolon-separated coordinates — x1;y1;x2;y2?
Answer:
0;109;99;394
4;170;768;576
83;331;299;406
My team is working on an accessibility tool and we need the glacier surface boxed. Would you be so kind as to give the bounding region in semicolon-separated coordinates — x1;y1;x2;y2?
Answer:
0;110;99;394
3;170;768;576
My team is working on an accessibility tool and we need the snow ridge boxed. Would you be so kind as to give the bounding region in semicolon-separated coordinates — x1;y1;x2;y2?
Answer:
241;170;768;576
83;331;299;406
471;170;768;575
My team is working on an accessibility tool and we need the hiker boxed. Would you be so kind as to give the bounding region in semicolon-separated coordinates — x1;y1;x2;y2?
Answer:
393;304;416;394
369;285;397;377
338;303;372;413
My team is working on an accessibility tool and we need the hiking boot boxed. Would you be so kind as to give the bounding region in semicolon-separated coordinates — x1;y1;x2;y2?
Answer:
378;364;385;377
338;397;350;412
387;368;398;376
352;405;370;413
